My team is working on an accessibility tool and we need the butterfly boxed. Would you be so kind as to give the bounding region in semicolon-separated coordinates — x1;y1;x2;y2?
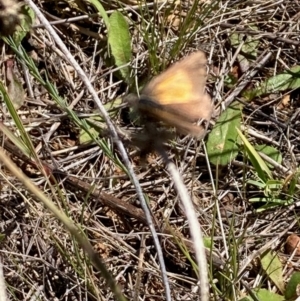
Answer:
126;51;213;138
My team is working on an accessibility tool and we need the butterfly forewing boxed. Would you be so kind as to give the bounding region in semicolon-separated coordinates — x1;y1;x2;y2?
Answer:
142;52;208;106
137;51;213;138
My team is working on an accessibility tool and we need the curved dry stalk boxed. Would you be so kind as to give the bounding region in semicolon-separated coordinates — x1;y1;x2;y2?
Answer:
23;1;171;300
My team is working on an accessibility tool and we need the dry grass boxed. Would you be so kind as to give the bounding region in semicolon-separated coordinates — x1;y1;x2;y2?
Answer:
0;0;300;300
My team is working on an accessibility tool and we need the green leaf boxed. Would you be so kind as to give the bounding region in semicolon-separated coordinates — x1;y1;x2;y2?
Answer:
285;272;300;300
261;250;285;293
108;12;132;82
224;72;238;88
239;289;284;301
287;171;299;197
230;25;259;72
13;5;35;46
237;129;272;182
255;145;282;168
250;199;290;212
89;0;109;28
254;289;284;301
207;102;241;166
230;26;259;56
245;65;300;100
79;125;99;144
203;236;213;249
249;197;286;204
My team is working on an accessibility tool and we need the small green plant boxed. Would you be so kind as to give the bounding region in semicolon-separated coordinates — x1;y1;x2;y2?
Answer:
237;129;298;211
244;66;300;101
239;252;300;301
207;102;242;166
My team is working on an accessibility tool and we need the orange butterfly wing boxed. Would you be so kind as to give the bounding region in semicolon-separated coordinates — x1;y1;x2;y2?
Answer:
138;51;213;136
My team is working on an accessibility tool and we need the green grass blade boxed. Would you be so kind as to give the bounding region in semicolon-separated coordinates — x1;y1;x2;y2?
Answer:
237;128;272;182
